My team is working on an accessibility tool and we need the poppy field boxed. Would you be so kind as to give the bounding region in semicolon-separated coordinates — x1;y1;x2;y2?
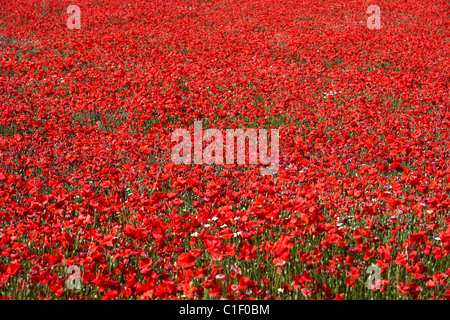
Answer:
0;0;449;300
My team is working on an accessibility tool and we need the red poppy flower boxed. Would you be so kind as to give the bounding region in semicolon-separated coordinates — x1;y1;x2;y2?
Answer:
177;252;197;268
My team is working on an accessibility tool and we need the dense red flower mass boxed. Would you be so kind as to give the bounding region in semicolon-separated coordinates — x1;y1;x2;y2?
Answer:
0;0;449;299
